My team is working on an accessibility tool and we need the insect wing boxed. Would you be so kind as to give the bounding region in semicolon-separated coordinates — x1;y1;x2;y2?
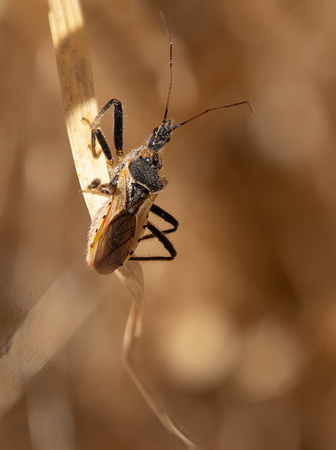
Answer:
92;208;137;275
86;165;157;275
87;166;129;274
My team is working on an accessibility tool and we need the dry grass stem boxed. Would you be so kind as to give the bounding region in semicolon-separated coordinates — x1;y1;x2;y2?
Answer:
121;283;199;450
48;0;108;218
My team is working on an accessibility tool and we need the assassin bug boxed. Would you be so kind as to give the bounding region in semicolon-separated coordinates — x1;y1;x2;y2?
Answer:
82;14;251;275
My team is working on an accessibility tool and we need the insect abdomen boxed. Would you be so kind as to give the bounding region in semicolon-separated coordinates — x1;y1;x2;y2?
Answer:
92;210;136;275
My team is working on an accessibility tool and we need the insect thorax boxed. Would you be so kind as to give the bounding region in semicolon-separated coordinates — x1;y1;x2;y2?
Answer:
126;145;167;202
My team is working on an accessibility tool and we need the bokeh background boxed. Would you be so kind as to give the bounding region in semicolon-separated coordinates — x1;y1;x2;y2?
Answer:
2;0;336;449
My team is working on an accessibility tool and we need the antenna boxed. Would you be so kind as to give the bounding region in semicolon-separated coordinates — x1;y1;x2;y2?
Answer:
160;12;173;124
159;12;252;133
172;101;253;130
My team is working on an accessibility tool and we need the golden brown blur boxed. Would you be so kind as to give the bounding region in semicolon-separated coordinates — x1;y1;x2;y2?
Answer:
1;0;336;448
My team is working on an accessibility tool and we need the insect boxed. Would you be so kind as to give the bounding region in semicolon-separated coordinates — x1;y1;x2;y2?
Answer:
82;14;251;275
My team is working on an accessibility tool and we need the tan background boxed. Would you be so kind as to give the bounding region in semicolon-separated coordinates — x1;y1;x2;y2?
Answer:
1;0;336;449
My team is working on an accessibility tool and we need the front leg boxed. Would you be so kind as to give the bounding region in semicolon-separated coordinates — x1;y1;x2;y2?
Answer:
81;178;116;197
82;98;124;163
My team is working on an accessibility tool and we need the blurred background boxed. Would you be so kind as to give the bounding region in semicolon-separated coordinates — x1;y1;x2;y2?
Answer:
1;0;336;448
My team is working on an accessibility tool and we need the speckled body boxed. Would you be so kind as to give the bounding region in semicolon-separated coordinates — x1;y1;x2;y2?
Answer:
86;135;168;274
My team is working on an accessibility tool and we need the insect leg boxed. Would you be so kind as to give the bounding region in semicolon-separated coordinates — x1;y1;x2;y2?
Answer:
82;98;124;165
92;98;123;158
92;128;113;161
129;222;177;261
142;204;179;241
81;178;116;196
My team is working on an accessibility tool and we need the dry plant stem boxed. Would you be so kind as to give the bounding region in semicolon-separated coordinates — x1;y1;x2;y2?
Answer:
49;0;197;447
48;0;108;218
118;265;199;450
